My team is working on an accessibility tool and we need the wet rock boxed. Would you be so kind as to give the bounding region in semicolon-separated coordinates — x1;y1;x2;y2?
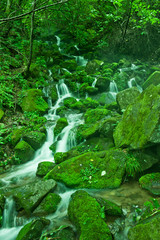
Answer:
85;59;104;74
68;190;112;240
96;77;110;92
45;149;126;189
139;173;160;195
114;85;160;149
23;131;46;150
20;89;48;114
63;97;77;108
16;218;50;240
143;71;160;89
0;109;4;121
13;179;56;213
36;161;56;177
10;127;25;147
14;140;35;164
54;117;68;137
128;216;160;240
33;193;61;216
116;87;140;111
96;197;123;216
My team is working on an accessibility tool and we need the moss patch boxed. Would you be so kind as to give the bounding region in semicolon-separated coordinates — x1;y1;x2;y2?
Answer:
14;140;35;163
139;173;160;195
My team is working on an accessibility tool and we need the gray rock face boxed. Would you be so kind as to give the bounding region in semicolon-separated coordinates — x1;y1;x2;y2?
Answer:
13;179;56;213
116;87;140;111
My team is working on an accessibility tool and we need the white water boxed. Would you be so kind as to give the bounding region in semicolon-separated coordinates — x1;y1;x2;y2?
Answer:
92;78;97;88
109;80;118;99
128;77;143;92
55;35;61;52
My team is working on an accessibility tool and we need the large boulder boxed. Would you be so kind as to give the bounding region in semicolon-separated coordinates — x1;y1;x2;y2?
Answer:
23;131;46;150
116;87;140;111
16;218;50;240
54;117;68;137
33;193;61;216
114;85;160;149
0;109;4;121
20;89;48;114
128;217;160;240
143;71;160;89
45;149;126;189
68;190;112;240
139;173;160;196
13;179;56;213
14;140;35;163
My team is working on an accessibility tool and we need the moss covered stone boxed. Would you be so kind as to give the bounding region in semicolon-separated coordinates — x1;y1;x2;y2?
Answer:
45;149;126;189
84;108;109;124
0;109;4;121
63;97;77;108
50;84;58;103
23;131;46;150
16;218;50;240
143;71;160;89
96;77;110;92
86;86;98;95
10;127;25;147
14;140;35;163
54;117;68;137
139;173;160;195
85;59;104;74
20;89;48;114
36;161;56;177
128;217;160;240
49;226;76;240
68;190;112;240
114;85;160;149
33;193;61;216
96;197;123;216
54;152;69;164
116;87;140;111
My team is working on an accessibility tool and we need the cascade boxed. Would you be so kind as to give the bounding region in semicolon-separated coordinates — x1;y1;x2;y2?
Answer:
92;77;97;88
55;35;61;52
109;80;118;99
128;78;143;92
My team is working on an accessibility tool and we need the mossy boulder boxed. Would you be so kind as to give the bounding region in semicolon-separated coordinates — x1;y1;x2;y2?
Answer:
54;118;68;137
36;161;56;177
81;97;99;109
61;59;77;71
84;108;109;124
10;127;25;147
54;152;69;164
23;131;46;150
0;109;4;121
116;87;140;111
33;193;61;216
45;149;126;189
56;106;68;117
96;77;110;92
13;179;56;214
86;86;98;95
68;190;112;240
16;218;50;240
14;140;35;163
50;84;58;103
143;71;160;89
93;92;116;105
139;173;160;195
96;197;123;216
63;97;77;108
128;217;160;240
85;59;104;74
114;85;160;149
20;89;48;114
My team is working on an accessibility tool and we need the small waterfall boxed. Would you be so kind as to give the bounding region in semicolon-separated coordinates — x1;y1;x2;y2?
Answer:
128;78;143;92
92;78;97;88
2;197;17;228
109;80;118;99
55;35;61;52
74;56;88;66
58;79;71;98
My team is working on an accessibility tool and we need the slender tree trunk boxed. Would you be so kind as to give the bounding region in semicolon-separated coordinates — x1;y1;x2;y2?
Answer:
27;0;36;73
122;0;134;44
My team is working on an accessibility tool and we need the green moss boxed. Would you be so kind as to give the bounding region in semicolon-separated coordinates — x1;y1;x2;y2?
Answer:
54;152;69;164
54;118;68;137
14;140;35;163
0;109;4;121
96;198;123;216
20;89;48;114
23;131;46;150
128;217;160;240
114;85;160;149
63;97;77;108
84;108;109;124
56;106;68;117
33;193;61;215
10;127;25;147
68;190;112;240
45;149;126;189
143;71;160;89
50;84;58;103
36;161;56;177
139;173;160;195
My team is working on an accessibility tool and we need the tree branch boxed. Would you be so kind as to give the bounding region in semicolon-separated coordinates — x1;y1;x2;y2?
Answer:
0;0;68;22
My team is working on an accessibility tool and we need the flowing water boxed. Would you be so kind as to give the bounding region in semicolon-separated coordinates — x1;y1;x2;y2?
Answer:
128;77;143;92
109;80;118;100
